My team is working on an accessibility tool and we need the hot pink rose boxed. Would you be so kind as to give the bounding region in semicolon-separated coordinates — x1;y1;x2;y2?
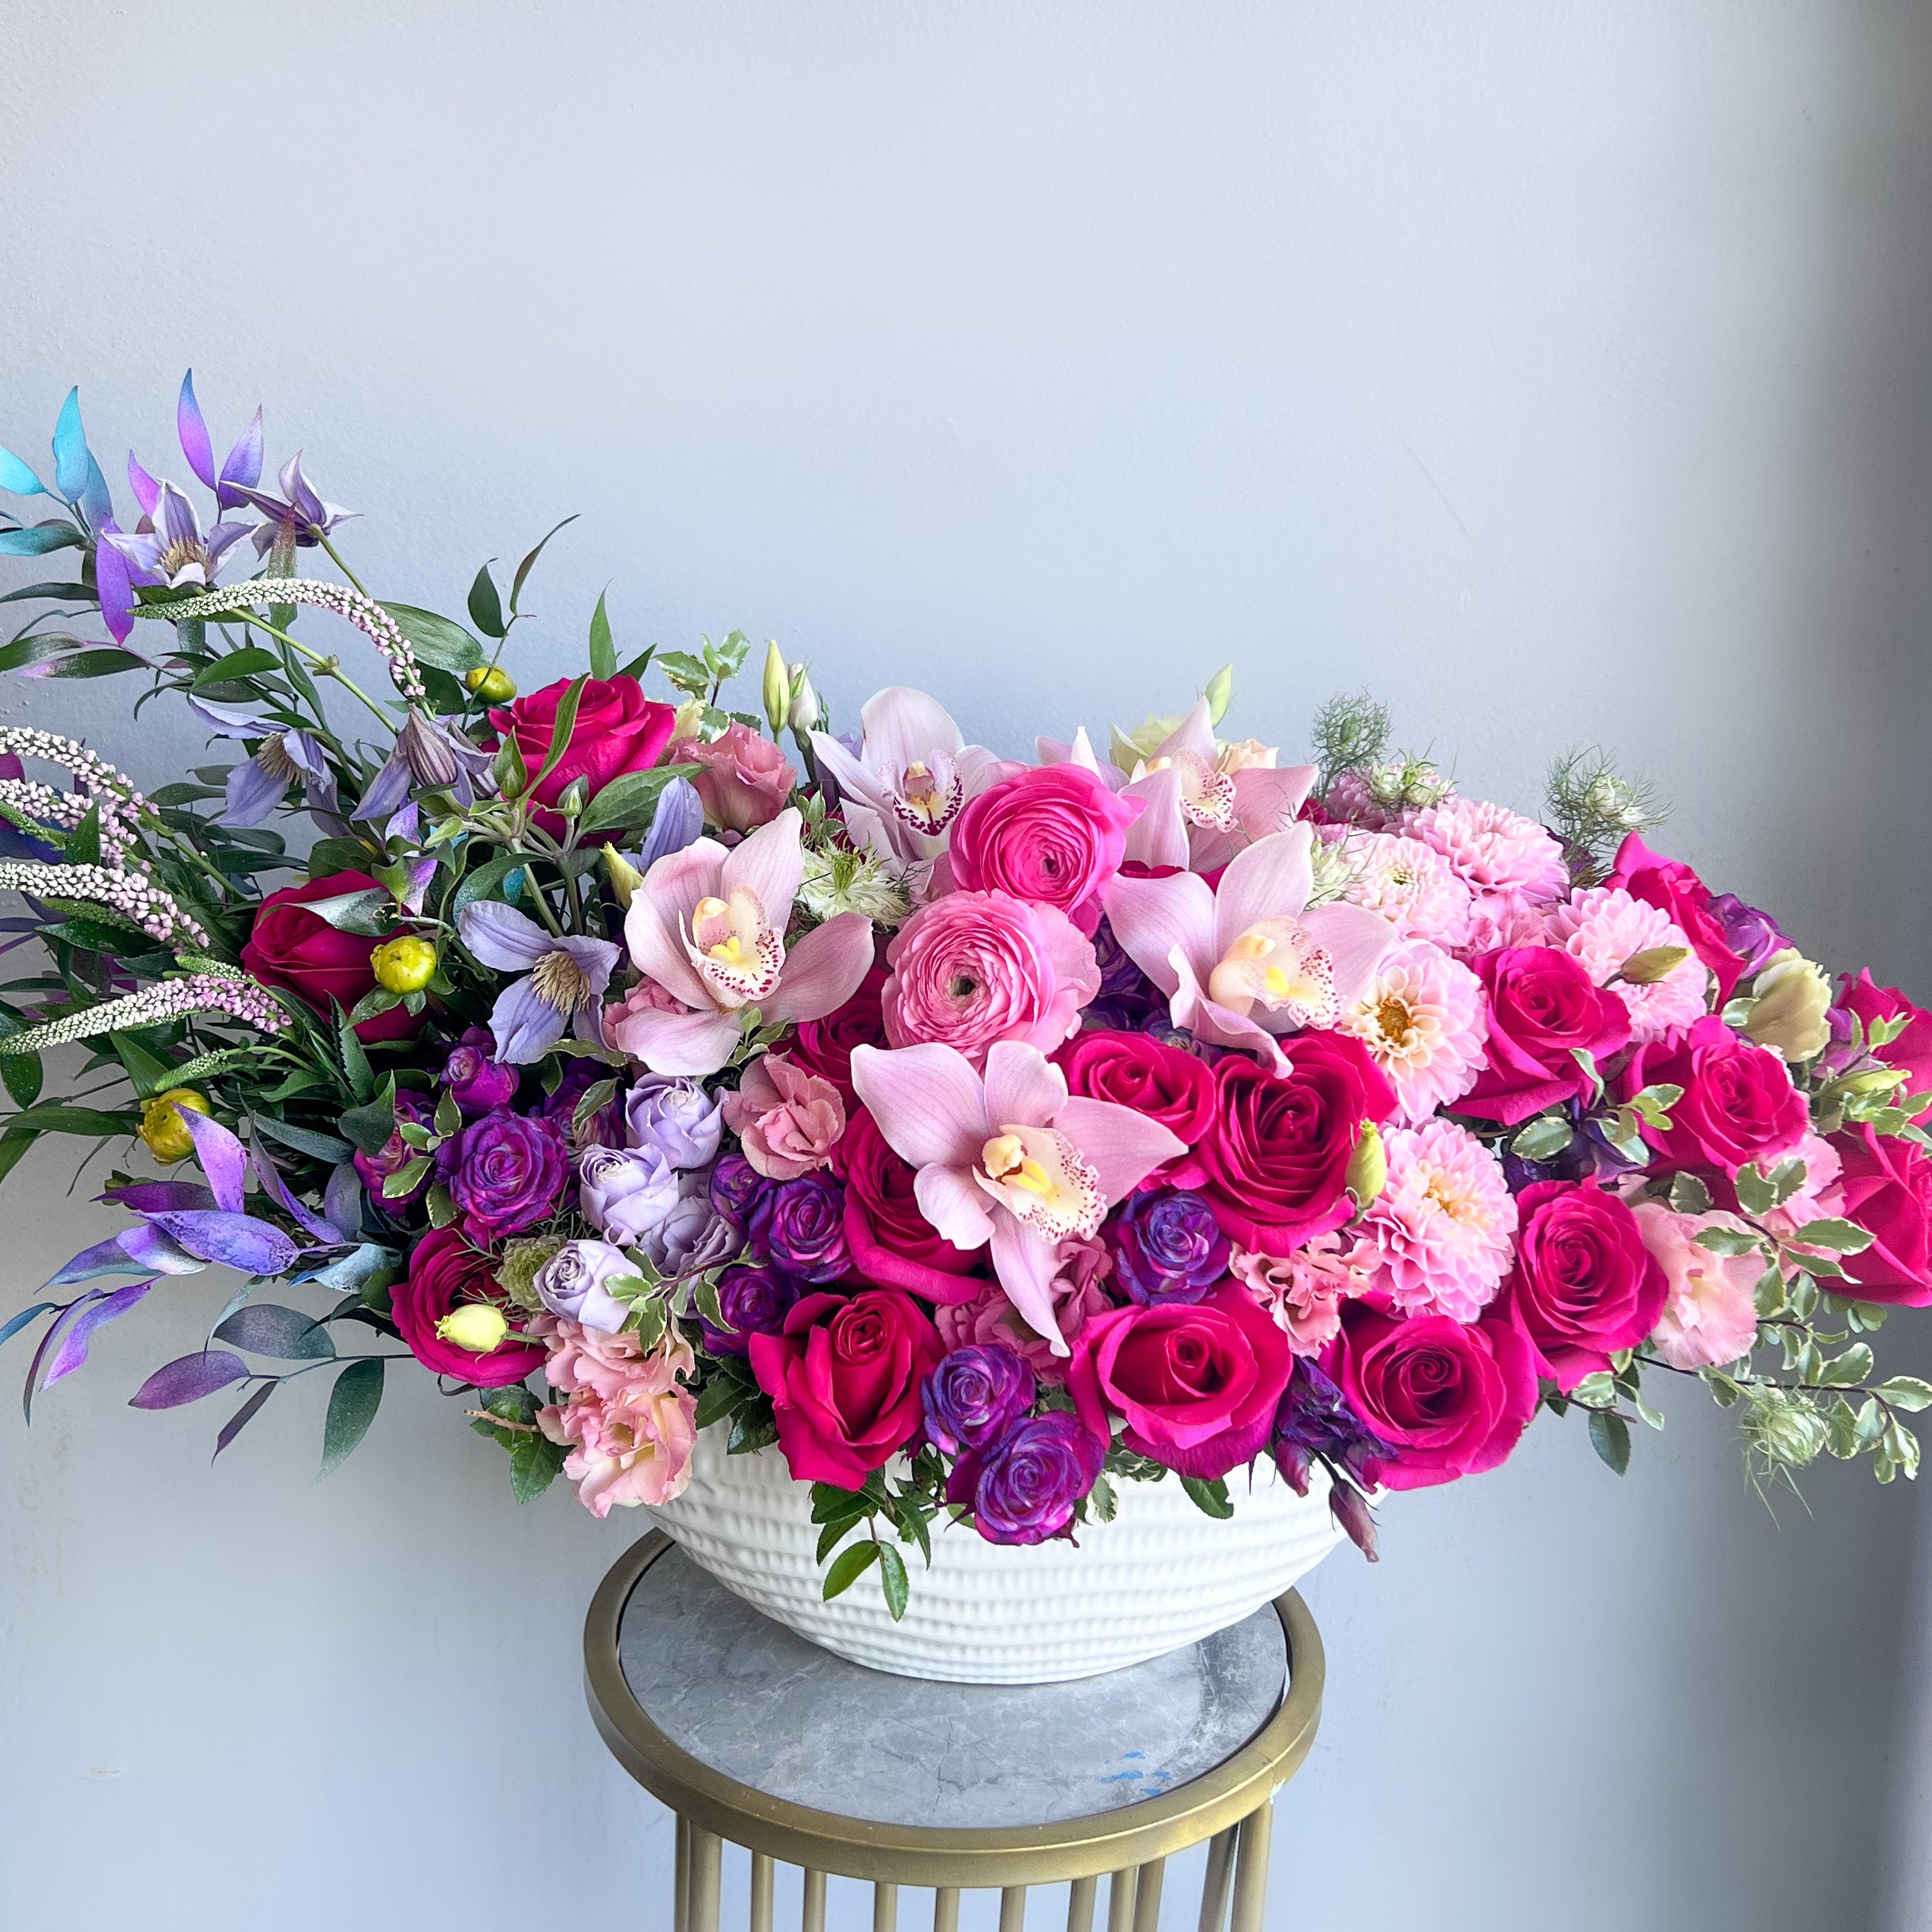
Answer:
1327;1300;1538;1491
1830;1124;1932;1306
935;1239;1114;1383
721;1051;846;1179
1607;834;1747;1002
748;1287;944;1487
1619;1014;1808;1176
488;675;679;834
1057;1027;1218;1186
949;765;1142;934
391;1227;546;1388
1456;947;1632;1126
789;967;890;1107
1839;970;1932;1125
1070;1286;1293;1480
882;889;1100;1064
1630;1202;1762;1369
833;1106;985;1303
1503;1180;1668;1391
669;720;797;831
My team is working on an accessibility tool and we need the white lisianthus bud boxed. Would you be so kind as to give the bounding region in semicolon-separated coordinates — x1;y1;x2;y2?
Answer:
436;1303;510;1354
761;640;790;734
1744;950;1833;1063
788;667;820;733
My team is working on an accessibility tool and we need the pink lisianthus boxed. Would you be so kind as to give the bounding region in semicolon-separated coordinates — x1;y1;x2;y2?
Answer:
1630;1202;1763;1369
882;889;1100;1064
1758;1132;1845;1246
1337;939;1488;1126
669;720;797;832
535;1314;699;1516
1230;1231;1374;1356
721;1051;846;1179
949;764;1142;935
935;1236;1115;1384
1356;1119;1519;1322
1544;884;1708;1045
1340;831;1475;947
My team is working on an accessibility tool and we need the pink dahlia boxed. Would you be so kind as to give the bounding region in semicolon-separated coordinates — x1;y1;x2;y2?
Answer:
1338;940;1488;1126
1405;796;1569;910
1358;1119;1519;1321
1544;884;1708;1045
1340;831;1475;947
1231;1230;1376;1356
535;1315;698;1516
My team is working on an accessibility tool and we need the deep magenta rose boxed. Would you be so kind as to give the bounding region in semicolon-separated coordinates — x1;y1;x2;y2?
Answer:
487;675;677;828
1619;1014;1808;1175
1839;970;1932;1125
748;1287;944;1487
1456;947;1632;1126
391;1227;545;1388
789;967;889;1107
832;1107;984;1304
242;870;417;1044
1504;1180;1668;1390
1057;1028;1217;1185
948;764;1141;934
1070;1286;1293;1480
1195;1035;1396;1252
1830;1124;1932;1306
1327;1299;1538;1491
1608;833;1747;1002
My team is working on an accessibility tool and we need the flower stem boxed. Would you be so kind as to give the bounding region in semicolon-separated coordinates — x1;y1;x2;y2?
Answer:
231;611;394;728
316;532;369;598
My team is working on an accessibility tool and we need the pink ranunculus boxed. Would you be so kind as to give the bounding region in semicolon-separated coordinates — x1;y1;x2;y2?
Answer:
1631;1202;1762;1370
1830;1123;1932;1306
935;1237;1116;1384
1230;1232;1374;1356
1607;834;1748;1004
747;1287;944;1487
1327;1299;1539;1491
949;764;1142;935
1839;970;1932;1125
721;1051;846;1180
882;889;1100;1065
1504;1180;1669;1391
670;720;798;832
534;1313;699;1516
1619;1014;1808;1176
1070;1285;1293;1480
1456;946;1632;1127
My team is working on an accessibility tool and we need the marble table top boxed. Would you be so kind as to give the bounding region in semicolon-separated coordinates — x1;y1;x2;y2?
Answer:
616;1547;1290;1830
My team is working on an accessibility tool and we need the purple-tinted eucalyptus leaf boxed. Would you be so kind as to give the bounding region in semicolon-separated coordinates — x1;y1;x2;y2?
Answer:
385;802;420;846
638;775;704;870
147;1211;300;1277
116;1222;209;1275
488;975;570;1063
399;859;438;916
93;528;135;644
51;388;88;501
24;1291;104;1420
46;1232;159;1286
212;1302;334;1360
323;1162;363;1242
101;1179;214;1214
129;1348;249;1410
216;407;264;511
181;1107;249;1213
459;899;553;971
42;1281;155;1387
177;371;216;491
250;1143;344;1246
127;451;161;518
0;1300;57;1349
212;1379;276;1461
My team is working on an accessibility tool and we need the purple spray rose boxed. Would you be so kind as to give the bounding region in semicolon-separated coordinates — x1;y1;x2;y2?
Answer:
626;1074;724;1170
533;1238;635;1333
354;1089;435;1211
699;1261;803;1356
709;1151;768;1225
579;1143;680;1245
948;1411;1104;1545
922;1344;1036;1456
1107;1187;1230;1305
441;1107;568;1240
442;1026;520;1114
748;1171;852;1283
1707;893;1789;976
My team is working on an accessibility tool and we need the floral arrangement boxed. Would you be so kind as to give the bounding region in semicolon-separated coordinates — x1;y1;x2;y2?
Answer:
2;375;1929;1618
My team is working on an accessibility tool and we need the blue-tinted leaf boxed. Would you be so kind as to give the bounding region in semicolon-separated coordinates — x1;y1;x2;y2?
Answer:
296;1242;398;1295
212;1379;275;1461
148;1211;300;1277
42;1281;154;1387
212;1302;334;1359
46;1234;152;1286
0;445;45;497
319;1358;383;1478
250;1116;356;1164
79;454;112;533
51;388;89;500
129;1349;249;1409
0;526;83;557
0;1300;56;1349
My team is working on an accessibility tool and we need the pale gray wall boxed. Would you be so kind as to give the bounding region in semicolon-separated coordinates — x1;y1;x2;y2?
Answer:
4;5;1932;1929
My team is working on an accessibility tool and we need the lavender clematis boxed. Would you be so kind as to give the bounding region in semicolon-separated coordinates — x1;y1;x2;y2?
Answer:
104;479;250;589
850;1038;1183;1354
459;900;621;1063
232;452;356;557
187;696;342;829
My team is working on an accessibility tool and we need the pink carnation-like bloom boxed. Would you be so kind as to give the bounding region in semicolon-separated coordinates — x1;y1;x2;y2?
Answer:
1337;939;1488;1126
1406;796;1569;948
1358;1118;1519;1322
934;1235;1114;1384
1544;884;1708;1045
882;888;1100;1064
669;720;797;832
1230;1230;1375;1356
1630;1202;1761;1370
721;1050;847;1178
1341;831;1475;947
535;1315;698;1516
1758;1131;1846;1246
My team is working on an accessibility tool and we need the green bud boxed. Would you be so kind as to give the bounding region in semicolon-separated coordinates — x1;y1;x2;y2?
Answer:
1346;1121;1387;1208
762;639;790;734
1203;664;1234;727
1619;944;1692;985
788;664;820;734
602;843;643;911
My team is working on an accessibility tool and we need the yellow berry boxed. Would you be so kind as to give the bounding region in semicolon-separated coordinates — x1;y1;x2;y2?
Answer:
372;935;438;994
466;664;517;702
436;1303;510;1354
140;1088;211;1165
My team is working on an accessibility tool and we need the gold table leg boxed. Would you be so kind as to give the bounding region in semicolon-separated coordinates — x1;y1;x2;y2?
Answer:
875;1880;899;1932
1067;1874;1099;1932
803;1869;828;1932
1196;1827;1236;1932
933;1887;961;1932
674;1815;692;1932
1132;1858;1164;1932
687;1825;723;1932
1107;1866;1138;1932
1230;1799;1275;1932
750;1852;774;1932
1000;1885;1029;1932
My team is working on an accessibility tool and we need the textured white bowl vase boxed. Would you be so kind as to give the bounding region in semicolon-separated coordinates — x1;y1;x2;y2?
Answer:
646;1425;1344;1684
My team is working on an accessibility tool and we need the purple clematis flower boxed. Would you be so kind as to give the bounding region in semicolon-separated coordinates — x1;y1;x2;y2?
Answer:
104;479;250;589
231;452;356;557
458;900;621;1063
187;696;342;829
355;712;496;821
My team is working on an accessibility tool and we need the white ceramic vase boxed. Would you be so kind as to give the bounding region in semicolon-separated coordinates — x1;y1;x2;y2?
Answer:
645;1425;1343;1684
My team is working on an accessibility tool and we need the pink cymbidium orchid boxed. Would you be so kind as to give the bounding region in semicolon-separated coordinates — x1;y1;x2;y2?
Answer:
809;686;1012;867
614;806;875;1077
850;1038;1183;1355
1102;823;1394;1066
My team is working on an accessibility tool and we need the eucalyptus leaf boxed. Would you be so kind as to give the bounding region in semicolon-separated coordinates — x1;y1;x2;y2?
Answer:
319;1359;384;1478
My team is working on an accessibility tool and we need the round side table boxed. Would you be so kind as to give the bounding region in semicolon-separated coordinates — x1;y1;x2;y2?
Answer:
583;1531;1324;1932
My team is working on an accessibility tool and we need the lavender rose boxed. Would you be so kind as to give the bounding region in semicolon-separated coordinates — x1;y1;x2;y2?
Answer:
442;1107;569;1240
699;1262;803;1356
948;1412;1104;1545
635;1187;744;1277
625;1074;724;1170
922;1344;1036;1456
747;1171;852;1283
1107;1187;1230;1305
579;1143;680;1245
441;1026;520;1114
533;1238;636;1334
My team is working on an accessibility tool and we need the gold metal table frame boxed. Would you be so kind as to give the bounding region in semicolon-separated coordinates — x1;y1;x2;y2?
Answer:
585;1531;1325;1932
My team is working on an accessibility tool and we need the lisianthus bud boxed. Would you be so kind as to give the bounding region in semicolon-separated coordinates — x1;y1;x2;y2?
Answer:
671;698;705;740
1619;944;1693;986
1346;1122;1387;1208
602;843;643;910
139;1088;210;1164
787;666;819;734
1745;950;1833;1063
435;1302;510;1353
371;935;438;993
762;640;790;734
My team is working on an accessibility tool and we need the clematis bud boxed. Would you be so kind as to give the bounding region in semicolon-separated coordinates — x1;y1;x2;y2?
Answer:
1346;1122;1387;1208
762;640;790;734
435;1302;510;1354
1745;950;1833;1063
